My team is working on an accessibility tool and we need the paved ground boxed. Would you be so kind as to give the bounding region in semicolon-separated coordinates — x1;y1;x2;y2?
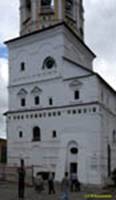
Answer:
0;181;116;200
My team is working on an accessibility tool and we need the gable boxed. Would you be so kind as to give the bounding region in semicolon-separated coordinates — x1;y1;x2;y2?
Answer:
62;57;92;79
31;87;42;94
17;88;28;96
69;80;82;88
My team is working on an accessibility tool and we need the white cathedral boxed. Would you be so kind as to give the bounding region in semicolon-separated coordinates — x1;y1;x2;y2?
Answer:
5;0;116;184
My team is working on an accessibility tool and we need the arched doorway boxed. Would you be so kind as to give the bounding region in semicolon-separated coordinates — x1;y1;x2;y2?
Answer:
66;141;78;177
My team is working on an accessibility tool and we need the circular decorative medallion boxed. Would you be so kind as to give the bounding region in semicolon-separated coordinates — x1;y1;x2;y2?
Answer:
43;56;56;69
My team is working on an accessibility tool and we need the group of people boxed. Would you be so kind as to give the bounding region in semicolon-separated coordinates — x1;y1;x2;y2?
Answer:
33;171;81;200
60;172;81;200
34;172;56;194
17;161;81;200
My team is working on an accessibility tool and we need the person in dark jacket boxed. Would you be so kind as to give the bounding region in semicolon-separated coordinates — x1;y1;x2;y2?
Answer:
18;159;25;200
48;172;55;194
70;173;81;192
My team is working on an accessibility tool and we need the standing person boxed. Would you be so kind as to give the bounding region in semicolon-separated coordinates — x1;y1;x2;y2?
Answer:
60;172;70;200
34;174;44;193
70;173;77;192
18;159;26;200
70;173;81;192
75;176;81;192
48;172;55;194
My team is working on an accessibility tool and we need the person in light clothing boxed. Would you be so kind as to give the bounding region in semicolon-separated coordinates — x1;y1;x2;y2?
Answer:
60;172;70;200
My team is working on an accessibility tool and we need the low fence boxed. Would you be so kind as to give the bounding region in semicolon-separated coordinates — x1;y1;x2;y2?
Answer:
0;165;33;186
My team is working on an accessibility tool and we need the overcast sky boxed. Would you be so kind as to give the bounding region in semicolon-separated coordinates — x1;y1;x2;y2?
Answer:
0;0;116;138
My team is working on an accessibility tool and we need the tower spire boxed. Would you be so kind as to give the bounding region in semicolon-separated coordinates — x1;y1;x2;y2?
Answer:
20;0;84;40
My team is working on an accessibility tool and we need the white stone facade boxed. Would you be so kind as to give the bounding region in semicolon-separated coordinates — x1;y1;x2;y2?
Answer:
5;22;116;185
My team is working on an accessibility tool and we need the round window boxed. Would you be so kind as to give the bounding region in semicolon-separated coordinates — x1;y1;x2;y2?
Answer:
43;56;56;70
70;147;78;154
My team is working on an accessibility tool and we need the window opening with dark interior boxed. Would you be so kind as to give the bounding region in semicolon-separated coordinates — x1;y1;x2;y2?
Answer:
35;96;40;105
33;127;41;141
52;130;57;138
42;57;56;70
70;147;78;154
21;62;25;71
19;131;23;138
21;98;26;107
49;98;53;105
74;90;79;100
41;0;52;6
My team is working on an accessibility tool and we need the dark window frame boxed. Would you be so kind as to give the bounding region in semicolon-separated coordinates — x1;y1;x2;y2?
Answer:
35;96;40;105
19;131;23;138
33;127;41;142
70;147;78;154
52;130;57;138
20;62;25;71
21;98;26;107
74;90;79;100
49;98;53;105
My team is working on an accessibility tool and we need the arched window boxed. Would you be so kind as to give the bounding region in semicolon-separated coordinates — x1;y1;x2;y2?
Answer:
74;90;80;100
21;98;26;107
52;130;57;138
17;88;28;107
49;97;53;105
19;131;23;138
35;96;40;105
20;62;25;71
33;127;41;141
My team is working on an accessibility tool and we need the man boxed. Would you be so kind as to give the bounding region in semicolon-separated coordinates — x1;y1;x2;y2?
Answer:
18;159;25;200
48;172;55;194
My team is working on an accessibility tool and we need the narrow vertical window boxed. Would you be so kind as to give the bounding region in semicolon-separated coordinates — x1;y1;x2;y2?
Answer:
52;130;57;138
112;130;116;143
21;98;26;107
74;90;79;100
19;131;23;138
21;62;25;71
49;98;53;105
35;96;40;105
33;127;41;141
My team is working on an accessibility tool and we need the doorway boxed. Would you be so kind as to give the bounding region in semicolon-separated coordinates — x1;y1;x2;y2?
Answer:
66;141;78;177
70;162;78;174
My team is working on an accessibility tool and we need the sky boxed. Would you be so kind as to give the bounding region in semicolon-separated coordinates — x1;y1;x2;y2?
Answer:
0;0;116;138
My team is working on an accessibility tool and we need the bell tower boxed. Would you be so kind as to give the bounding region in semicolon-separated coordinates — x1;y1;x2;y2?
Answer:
20;0;84;40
